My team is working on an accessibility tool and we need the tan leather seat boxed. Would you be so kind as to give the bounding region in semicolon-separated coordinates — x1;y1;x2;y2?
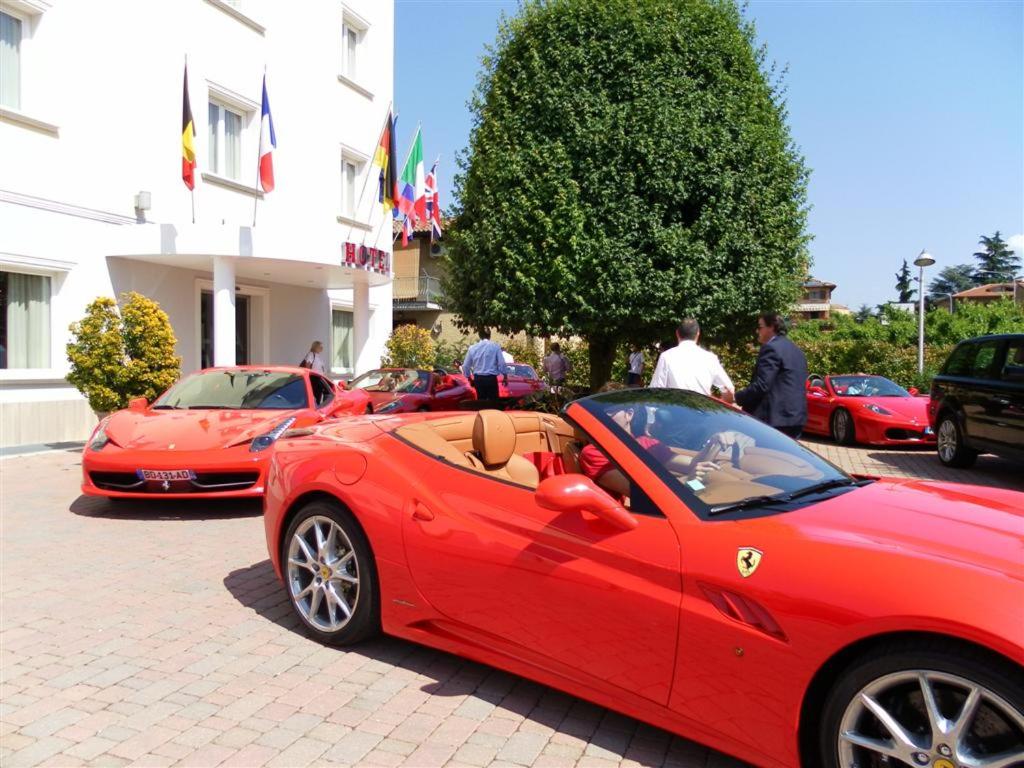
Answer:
466;410;540;487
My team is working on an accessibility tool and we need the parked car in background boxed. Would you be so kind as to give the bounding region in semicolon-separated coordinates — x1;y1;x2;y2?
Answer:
929;333;1024;467
82;366;370;499
263;389;1024;768
803;374;934;446
348;368;476;414
499;363;548;402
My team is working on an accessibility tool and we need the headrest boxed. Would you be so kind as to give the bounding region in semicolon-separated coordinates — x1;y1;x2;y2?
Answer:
473;410;516;466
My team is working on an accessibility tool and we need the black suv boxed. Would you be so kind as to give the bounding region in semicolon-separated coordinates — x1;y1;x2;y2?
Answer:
929;333;1024;467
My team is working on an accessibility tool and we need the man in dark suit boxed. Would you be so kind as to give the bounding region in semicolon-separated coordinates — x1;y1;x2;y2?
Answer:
735;312;808;438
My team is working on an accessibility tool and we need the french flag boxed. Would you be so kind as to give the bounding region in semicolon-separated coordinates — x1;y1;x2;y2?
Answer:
258;75;276;193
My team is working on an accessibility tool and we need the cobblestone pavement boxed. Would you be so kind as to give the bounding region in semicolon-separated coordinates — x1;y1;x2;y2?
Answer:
1;442;1020;768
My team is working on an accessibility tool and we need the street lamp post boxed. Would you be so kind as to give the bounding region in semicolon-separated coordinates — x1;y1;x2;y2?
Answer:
932;291;954;314
914;250;935;374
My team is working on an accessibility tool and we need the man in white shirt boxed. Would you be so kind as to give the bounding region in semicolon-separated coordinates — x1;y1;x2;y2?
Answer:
650;319;734;401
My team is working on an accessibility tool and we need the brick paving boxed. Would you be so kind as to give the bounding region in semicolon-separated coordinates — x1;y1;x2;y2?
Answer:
1;442;1020;767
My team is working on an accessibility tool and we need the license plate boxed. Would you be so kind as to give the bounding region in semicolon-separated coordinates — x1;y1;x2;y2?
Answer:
138;469;195;482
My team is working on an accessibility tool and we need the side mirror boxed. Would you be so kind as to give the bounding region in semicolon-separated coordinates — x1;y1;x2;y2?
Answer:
908;387;919;396
128;397;148;411
535;475;638;531
335;380;347;391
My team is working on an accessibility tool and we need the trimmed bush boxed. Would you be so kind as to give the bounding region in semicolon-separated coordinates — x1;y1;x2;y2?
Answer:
67;293;181;414
383;324;436;369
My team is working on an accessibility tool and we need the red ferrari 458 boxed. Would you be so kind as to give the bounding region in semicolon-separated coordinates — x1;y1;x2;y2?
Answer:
263;388;1024;767
804;374;936;446
347;367;476;414
82;366;370;499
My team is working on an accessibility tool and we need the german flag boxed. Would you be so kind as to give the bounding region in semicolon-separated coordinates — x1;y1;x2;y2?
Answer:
182;64;196;190
374;109;398;213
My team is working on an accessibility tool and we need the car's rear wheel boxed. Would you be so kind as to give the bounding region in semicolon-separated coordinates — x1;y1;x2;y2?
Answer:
817;641;1024;768
936;413;978;468
283;501;379;646
831;409;855;445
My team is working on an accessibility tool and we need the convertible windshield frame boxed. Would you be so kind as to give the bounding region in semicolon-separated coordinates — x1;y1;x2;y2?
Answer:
829;375;910;398
349;369;430;394
571;388;852;521
154;370;310;411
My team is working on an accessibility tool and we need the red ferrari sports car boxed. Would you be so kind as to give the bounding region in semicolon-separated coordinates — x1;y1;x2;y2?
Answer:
499;363;548;402
263;388;1024;767
347;367;476;414
804;374;936;446
82;366;369;499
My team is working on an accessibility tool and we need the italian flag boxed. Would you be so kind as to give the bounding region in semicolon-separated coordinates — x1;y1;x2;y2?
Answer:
398;127;425;222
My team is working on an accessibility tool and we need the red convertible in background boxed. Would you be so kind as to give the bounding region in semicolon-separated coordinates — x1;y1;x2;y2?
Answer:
262;388;1024;767
348;368;476;414
804;374;935;446
499;363;548;403
81;366;369;499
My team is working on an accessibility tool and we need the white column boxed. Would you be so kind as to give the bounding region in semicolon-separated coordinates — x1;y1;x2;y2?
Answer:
353;278;371;375
213;256;236;367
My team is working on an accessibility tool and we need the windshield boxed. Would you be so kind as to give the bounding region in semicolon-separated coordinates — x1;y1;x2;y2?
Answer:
576;389;849;517
349;369;429;394
830;376;909;397
154;370;309;410
508;364;537;378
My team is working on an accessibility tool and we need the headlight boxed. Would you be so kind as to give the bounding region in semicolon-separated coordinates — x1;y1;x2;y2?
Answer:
250;417;297;453
865;404;892;416
89;420;112;451
376;399;403;413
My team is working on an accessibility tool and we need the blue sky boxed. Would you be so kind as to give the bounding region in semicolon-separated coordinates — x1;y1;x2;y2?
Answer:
395;0;1024;311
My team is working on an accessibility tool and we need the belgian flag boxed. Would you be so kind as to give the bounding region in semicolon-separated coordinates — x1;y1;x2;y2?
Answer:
182;64;196;190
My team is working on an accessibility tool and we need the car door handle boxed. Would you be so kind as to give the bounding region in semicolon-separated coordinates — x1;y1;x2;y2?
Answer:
411;502;435;522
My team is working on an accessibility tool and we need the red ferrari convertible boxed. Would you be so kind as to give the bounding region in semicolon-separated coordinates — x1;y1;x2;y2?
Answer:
263;388;1024;767
499;363;548;403
347;368;476;414
804;374;936;446
81;366;369;499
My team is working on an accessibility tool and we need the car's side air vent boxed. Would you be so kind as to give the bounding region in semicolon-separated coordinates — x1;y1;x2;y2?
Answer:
699;582;788;641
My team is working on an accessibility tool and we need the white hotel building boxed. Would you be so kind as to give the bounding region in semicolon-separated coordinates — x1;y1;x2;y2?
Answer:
0;0;395;449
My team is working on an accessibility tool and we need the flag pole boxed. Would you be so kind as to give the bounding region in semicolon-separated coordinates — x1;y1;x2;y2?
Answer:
253;65;266;227
345;103;394;243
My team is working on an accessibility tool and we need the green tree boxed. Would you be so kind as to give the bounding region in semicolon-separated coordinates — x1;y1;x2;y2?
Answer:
382;324;436;368
894;259;916;303
928;263;976;301
854;304;874;323
444;0;809;388
67;293;181;414
973;231;1021;284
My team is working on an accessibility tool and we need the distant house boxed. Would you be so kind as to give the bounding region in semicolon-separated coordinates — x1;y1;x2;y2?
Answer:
953;281;1024;308
793;278;837;320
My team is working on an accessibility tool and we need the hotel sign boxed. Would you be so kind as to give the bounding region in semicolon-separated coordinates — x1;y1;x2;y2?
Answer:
343;242;391;275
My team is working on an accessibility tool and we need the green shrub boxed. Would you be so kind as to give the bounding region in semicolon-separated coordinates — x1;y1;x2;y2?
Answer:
67;293;181;414
383;324;436;368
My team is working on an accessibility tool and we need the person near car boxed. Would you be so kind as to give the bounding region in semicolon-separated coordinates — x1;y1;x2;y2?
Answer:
735;312;808;438
649;319;734;401
502;349;514;364
300;341;327;375
542;343;571;387
462;329;508;401
626;344;644;386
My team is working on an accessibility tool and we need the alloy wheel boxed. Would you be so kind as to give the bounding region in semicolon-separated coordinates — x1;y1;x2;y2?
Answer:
834;410;851;443
937;419;959;463
286;515;360;633
838;669;1024;767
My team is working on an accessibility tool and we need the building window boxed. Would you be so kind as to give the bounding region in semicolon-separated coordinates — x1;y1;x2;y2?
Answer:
208;101;244;180
0;11;22;109
332;309;353;372
0;271;50;369
343;22;360;80
341;159;358;217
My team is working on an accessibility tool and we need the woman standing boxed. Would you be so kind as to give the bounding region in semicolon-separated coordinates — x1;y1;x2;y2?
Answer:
300;341;327;374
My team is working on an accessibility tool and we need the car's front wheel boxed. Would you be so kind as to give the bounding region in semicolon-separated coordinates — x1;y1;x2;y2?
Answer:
283;500;379;646
936;412;978;468
831;409;855;445
817;640;1024;767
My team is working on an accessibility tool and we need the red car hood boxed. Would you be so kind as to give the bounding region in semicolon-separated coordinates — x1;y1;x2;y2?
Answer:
791;479;1024;581
844;396;929;421
105;408;301;451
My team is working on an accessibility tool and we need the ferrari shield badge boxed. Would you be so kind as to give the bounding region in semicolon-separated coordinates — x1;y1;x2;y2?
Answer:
737;548;763;578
